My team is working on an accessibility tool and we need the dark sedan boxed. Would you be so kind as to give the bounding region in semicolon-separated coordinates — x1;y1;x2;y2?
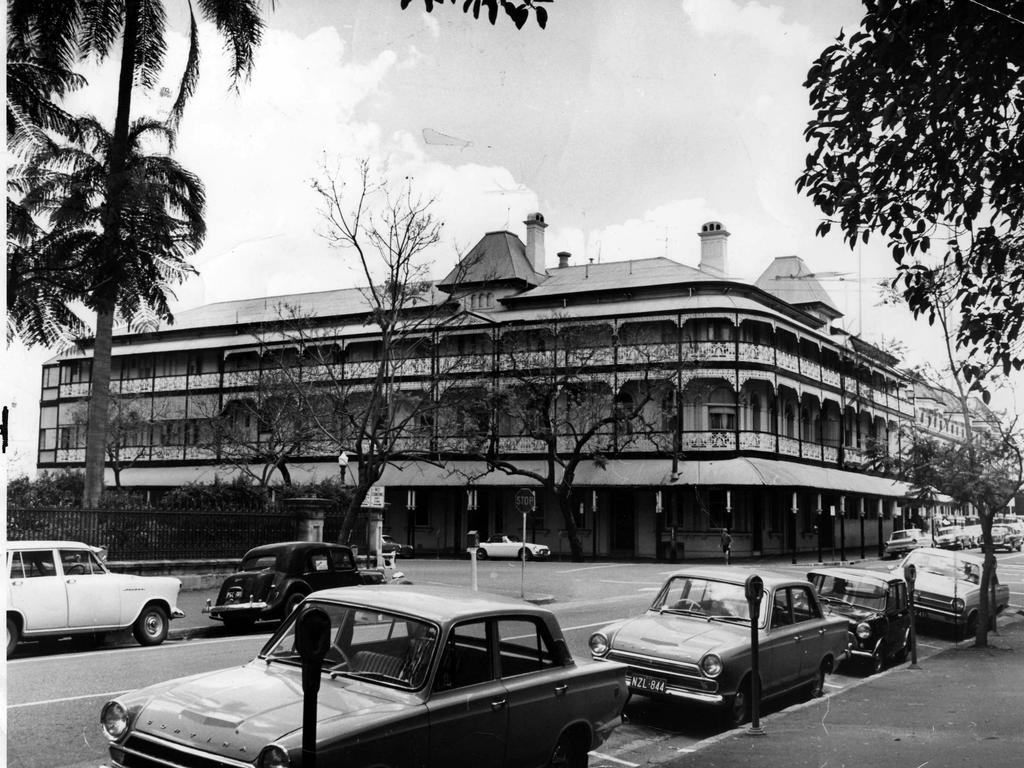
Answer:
807;567;911;674
203;541;383;630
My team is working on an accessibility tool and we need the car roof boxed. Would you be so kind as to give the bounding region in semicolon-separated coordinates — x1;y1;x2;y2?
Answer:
5;540;95;549
660;565;806;588
307;584;553;624
243;541;352;557
905;547;986;565
807;566;903;585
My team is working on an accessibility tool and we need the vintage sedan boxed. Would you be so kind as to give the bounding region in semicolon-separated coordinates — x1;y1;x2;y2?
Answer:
884;528;927;559
6;540;184;657
895;547;1010;638
933;525;965;550
589;567;848;727
991;524;1023;552
807;567;911;674
382;534;416;558
100;585;626;768
476;533;551;560
204;541;392;630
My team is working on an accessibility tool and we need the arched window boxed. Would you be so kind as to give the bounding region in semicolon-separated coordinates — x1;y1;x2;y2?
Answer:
750;395;762;432
707;387;736;432
785;404;796;438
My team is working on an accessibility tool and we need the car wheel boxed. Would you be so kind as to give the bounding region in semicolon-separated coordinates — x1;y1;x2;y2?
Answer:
960;612;979;642
132;605;169;646
283;591;307;618
547;730;587;768
518;548;533;561
806;662;827;700
724;679;751;728
6;616;20;658
476;547;488;560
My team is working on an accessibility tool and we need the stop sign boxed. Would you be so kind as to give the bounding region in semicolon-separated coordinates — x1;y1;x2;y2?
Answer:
514;488;536;514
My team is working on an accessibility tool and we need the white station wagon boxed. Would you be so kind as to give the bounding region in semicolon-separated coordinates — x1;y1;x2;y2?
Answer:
6;540;185;657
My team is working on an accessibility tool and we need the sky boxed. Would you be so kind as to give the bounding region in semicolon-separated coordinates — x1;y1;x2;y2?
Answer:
4;0;1022;478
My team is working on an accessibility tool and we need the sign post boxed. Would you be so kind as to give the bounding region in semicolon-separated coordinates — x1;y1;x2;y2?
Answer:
515;488;536;599
904;563;920;669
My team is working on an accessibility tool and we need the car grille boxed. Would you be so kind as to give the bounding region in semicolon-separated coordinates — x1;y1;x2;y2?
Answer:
606;650;717;692
111;733;253;768
913;591;958;616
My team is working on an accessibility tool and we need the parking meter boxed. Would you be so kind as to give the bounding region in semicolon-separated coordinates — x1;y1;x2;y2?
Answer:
744;575;765;734
296;607;331;768
467;530;479;592
903;563;919;667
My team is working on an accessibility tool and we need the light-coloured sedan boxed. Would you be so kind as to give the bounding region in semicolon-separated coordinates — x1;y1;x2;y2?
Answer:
6;540;184;656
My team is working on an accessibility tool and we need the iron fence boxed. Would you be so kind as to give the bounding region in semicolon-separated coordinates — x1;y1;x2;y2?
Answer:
5;506;324;561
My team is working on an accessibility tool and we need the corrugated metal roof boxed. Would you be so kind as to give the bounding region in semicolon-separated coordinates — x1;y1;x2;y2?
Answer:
438;231;544;288
523;257;722;298
754;256;842;317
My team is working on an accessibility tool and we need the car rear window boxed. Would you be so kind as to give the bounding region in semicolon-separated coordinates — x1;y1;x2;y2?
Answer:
240;554;278;571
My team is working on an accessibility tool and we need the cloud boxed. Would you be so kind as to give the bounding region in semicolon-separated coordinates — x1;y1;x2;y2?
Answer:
681;0;816;58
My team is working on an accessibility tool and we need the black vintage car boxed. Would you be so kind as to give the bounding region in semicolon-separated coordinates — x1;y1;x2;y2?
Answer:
807;567;911;674
204;542;385;630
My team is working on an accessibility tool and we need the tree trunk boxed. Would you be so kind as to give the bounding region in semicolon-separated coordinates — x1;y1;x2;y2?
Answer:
83;308;114;506
557;486;585;562
83;0;140;508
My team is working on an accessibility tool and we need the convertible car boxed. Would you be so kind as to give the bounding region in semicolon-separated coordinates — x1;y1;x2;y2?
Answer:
101;585;626;768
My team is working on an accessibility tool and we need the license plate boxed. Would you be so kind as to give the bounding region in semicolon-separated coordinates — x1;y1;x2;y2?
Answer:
627;673;667;694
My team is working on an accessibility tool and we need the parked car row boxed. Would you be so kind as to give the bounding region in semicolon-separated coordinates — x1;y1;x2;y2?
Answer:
885;523;1024;555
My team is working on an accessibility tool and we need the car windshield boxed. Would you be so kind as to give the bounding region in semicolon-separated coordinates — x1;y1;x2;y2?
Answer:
938;527;959;536
260;601;438;690
905;552;981;584
240;554;278;572
653;576;754;624
811;574;886;611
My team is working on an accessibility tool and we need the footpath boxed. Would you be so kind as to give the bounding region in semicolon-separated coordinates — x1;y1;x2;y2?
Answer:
673;613;1024;768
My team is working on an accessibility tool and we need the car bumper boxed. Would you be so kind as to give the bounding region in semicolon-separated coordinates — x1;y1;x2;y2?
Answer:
171;606;185;620
203;600;269;619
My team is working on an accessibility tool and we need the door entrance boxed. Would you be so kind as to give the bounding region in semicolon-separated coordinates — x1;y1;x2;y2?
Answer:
610;491;635;555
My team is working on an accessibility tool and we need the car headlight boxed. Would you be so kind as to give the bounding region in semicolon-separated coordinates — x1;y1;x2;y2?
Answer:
589;632;610;656
100;700;130;741
699;653;723;678
952;598;965;612
855;621;872;640
257;745;291;768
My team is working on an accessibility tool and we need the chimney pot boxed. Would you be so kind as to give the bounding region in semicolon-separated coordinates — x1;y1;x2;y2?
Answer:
698;220;730;276
557;251;571;268
523;212;548;273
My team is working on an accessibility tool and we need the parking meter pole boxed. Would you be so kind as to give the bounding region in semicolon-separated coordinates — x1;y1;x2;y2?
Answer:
744;575;765;736
521;510;528;600
471;548;478;592
295;608;331;768
904;563;920;669
467;530;478;592
860;515;865;561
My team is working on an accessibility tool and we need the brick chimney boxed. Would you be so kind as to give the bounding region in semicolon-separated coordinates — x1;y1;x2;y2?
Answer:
557;251;571;268
524;212;547;273
698;221;729;276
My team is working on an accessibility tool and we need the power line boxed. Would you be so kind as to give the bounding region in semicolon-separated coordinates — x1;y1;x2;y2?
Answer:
967;0;1024;27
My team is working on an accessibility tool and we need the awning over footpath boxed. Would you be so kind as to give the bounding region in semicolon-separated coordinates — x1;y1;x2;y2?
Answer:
378;457;913;498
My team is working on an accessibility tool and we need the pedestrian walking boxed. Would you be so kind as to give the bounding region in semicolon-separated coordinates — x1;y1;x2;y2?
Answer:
721;528;732;565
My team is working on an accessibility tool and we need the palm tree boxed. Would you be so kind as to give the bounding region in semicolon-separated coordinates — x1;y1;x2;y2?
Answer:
9;0;268;505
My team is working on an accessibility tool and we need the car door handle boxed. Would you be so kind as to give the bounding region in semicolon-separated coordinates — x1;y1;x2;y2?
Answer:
65;578;77;584
818;629;826;636
490;698;507;711
553;684;568;697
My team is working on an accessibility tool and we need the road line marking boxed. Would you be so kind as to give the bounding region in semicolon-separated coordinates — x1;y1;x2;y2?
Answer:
916;642;942;649
6;634;267;664
557;564;631;574
588;751;640;767
598;580;663;585
561;620;627;633
8;690;130;709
